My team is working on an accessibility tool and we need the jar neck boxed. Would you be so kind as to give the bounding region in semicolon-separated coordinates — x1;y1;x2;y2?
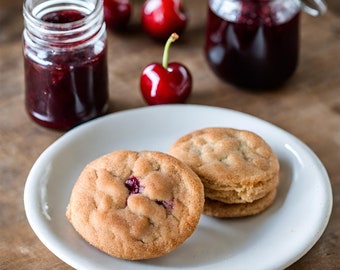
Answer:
23;0;105;48
210;0;301;24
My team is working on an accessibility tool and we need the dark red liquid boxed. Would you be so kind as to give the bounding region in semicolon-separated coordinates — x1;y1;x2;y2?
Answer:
205;3;300;89
41;10;86;23
24;10;109;130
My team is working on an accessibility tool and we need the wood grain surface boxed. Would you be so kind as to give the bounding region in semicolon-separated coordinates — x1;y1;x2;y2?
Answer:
1;0;339;269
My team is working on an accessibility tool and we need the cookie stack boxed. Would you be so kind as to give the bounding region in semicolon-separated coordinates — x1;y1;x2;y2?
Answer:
169;127;280;218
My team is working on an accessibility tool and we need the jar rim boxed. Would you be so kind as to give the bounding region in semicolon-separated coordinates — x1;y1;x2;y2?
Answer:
23;0;103;31
23;0;104;47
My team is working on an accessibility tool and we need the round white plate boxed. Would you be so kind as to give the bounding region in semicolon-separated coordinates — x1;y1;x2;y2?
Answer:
24;104;333;270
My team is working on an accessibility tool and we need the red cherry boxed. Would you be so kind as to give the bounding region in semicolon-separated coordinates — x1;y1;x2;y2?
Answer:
125;176;142;195
103;0;132;31
141;0;187;41
140;33;192;105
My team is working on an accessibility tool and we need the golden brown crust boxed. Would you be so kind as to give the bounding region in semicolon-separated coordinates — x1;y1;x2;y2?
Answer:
66;150;204;260
168;127;280;204
204;189;277;218
204;174;279;204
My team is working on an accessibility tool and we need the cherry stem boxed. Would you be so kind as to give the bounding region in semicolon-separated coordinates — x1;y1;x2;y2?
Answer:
162;33;179;69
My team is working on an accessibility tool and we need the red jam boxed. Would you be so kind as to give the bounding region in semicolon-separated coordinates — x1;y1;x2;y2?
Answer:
205;1;300;89
41;10;86;23
24;10;109;130
125;176;142;195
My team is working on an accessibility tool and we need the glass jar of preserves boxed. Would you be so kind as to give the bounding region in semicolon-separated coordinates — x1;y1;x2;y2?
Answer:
205;0;327;89
23;0;109;130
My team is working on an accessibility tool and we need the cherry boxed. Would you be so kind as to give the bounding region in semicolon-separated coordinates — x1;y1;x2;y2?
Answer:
125;176;142;195
140;33;192;105
103;0;132;31
141;0;187;41
156;200;174;211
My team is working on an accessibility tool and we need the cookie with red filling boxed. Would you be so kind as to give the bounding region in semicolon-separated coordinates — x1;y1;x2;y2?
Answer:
66;150;204;260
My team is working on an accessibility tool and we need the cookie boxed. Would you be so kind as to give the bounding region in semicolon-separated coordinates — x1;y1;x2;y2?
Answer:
204;174;279;204
168;127;279;217
204;189;277;218
66;150;204;260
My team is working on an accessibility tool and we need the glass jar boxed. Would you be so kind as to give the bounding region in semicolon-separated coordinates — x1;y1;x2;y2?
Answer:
205;0;327;89
23;0;109;130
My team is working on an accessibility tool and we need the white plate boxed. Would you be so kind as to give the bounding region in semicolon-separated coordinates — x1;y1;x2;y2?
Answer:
24;104;333;270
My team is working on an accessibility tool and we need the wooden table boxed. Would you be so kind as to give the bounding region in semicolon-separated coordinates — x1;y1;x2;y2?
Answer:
1;0;339;269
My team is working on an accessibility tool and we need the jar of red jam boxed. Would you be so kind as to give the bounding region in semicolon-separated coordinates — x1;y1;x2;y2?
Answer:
205;0;327;89
23;0;109;130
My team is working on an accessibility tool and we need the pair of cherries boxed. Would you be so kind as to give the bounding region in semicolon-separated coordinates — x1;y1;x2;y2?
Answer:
104;0;192;105
104;0;186;40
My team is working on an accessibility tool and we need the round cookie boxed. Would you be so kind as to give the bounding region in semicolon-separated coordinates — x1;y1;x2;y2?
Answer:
168;127;280;204
66;150;204;260
204;189;277;218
